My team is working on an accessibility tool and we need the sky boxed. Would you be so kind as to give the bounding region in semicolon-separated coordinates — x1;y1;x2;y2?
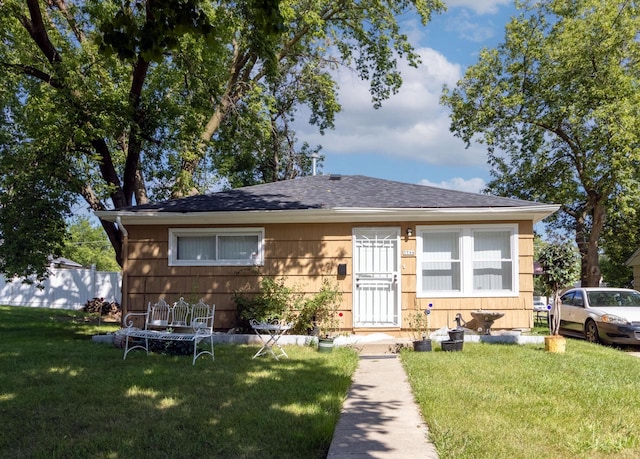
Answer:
295;0;518;193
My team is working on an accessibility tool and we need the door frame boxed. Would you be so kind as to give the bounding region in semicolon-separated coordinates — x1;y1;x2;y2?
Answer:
352;226;402;328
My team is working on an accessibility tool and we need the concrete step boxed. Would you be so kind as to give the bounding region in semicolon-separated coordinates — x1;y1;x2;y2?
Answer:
348;339;411;356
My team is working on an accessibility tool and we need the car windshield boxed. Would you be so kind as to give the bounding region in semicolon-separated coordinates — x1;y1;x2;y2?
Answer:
587;290;640;307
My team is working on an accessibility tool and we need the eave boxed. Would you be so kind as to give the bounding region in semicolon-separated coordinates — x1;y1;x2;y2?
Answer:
97;204;560;226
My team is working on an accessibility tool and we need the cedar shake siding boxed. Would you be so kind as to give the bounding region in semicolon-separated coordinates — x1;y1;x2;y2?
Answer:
98;175;558;335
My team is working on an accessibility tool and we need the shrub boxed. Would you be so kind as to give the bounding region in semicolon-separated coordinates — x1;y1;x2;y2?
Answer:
234;277;301;332
233;276;344;335
305;278;343;338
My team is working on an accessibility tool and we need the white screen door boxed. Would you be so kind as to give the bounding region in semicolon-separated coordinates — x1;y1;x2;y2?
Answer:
353;228;400;327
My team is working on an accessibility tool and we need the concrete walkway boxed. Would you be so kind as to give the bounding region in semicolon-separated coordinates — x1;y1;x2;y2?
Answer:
327;353;439;458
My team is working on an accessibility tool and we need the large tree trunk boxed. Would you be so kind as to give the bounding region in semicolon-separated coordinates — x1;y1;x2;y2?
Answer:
101;220;123;267
576;197;606;287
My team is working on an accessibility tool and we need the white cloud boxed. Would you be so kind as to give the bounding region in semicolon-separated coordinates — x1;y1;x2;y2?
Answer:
419;177;487;194
444;0;513;15
447;13;498;43
296;47;490;170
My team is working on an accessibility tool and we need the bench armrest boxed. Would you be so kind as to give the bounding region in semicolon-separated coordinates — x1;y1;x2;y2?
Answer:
123;311;148;328
192;314;214;334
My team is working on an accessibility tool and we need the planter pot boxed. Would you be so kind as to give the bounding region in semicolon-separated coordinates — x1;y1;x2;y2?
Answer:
544;335;566;353
318;337;335;353
413;339;432;352
441;340;463;352
448;328;464;341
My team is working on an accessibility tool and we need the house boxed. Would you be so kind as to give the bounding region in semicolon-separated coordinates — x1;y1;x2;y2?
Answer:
625;249;640;288
48;256;84;269
96;175;559;335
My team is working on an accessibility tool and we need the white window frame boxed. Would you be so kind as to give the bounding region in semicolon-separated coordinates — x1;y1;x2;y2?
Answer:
416;224;519;298
168;228;264;266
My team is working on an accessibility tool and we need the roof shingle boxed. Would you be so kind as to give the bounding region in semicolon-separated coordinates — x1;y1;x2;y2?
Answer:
120;175;545;213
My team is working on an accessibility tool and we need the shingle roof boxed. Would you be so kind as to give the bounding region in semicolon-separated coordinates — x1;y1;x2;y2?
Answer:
120;175;545;213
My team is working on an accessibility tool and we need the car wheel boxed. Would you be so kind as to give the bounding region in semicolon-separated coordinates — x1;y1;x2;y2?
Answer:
584;320;599;343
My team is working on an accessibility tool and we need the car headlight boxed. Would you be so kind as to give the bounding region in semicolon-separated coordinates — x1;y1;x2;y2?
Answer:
600;314;629;325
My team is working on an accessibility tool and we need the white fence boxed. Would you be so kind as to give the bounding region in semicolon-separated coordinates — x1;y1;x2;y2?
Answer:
0;267;121;310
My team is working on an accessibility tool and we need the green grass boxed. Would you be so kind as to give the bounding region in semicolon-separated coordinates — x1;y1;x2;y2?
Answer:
402;340;640;459
6;306;640;459
0;306;359;458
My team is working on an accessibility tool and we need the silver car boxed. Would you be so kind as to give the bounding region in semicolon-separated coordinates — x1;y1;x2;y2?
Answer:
558;287;640;345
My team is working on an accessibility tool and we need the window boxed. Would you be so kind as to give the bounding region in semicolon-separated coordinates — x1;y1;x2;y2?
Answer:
169;228;264;266
421;230;462;292
472;230;513;291
416;224;518;297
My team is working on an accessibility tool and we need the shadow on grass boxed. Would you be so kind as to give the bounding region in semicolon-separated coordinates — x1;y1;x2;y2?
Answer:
0;306;358;458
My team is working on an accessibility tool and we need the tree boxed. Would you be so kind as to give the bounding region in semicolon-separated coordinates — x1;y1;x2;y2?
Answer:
0;0;444;278
441;0;640;287
599;193;640;287
0;143;71;280
537;240;579;335
62;216;120;272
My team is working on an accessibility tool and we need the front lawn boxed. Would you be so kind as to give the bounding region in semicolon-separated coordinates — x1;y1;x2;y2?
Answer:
0;306;358;458
403;340;640;459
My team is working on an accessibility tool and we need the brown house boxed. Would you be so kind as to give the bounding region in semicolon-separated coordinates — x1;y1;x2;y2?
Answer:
97;175;559;335
625;249;640;288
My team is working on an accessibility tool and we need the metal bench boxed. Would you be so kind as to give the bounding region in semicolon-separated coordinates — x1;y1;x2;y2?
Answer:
117;297;215;365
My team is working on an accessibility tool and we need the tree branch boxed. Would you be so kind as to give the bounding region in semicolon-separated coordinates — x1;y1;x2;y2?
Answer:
122;56;150;205
46;0;85;43
91;138;127;208
0;62;62;88
22;0;61;64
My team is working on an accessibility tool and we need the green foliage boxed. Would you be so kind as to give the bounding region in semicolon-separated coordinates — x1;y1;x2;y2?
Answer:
442;0;640;287
600;196;640;287
537;240;579;334
304;278;343;338
0;141;71;281
62;216;120;271
600;255;633;288
0;0;444;277
96;0;217;62
234;275;343;336
406;309;432;341
406;301;434;341
234;276;302;330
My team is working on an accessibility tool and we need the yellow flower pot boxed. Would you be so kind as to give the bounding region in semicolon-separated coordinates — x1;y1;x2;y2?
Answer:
544;335;566;353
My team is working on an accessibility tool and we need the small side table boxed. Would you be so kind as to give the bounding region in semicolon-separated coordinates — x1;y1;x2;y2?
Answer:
250;319;293;360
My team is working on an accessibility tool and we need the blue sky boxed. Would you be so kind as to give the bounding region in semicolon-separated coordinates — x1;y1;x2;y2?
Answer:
296;0;518;193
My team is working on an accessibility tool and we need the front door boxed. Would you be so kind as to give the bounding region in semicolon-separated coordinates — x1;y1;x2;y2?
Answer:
353;227;400;327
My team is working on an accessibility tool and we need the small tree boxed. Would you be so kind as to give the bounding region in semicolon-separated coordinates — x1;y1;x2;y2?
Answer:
62;217;120;271
537;241;580;335
309;278;343;339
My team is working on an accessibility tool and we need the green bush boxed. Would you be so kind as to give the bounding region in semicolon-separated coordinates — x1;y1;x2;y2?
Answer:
234;277;301;331
234;276;343;335
304;278;342;337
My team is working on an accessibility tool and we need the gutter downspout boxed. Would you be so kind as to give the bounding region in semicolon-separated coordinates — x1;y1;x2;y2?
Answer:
116;216;129;322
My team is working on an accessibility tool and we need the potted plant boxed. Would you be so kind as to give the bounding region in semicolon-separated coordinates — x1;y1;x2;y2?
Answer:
537;240;579;353
308;278;343;353
407;303;433;352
